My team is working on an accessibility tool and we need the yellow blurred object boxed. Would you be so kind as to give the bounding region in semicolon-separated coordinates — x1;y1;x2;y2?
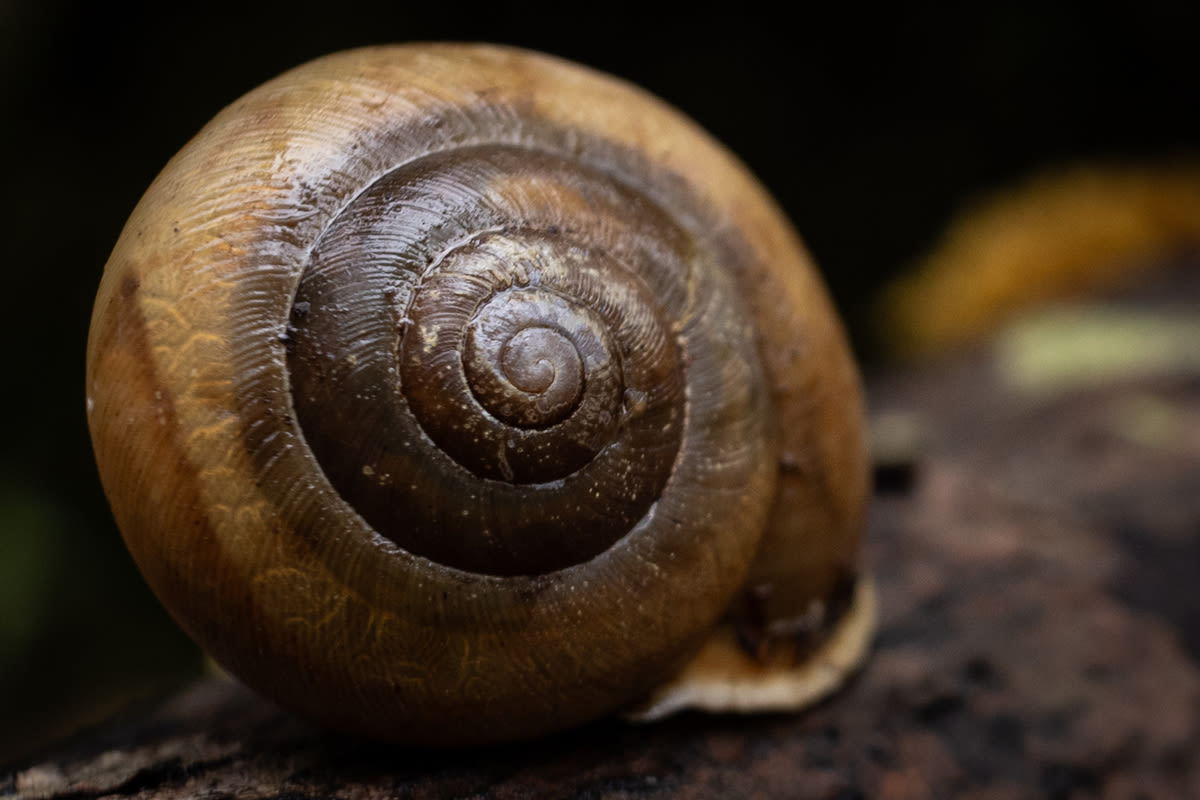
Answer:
880;163;1200;358
995;306;1200;397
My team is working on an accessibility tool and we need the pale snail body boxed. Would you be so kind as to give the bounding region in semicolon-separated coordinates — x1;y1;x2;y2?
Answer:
86;44;873;745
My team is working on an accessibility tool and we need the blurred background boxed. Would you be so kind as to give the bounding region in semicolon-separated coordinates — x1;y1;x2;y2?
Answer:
2;0;1199;764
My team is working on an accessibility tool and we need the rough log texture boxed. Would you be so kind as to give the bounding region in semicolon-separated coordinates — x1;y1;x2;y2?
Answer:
7;280;1200;799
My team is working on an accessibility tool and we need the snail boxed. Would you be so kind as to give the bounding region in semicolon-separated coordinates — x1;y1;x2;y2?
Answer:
86;44;874;745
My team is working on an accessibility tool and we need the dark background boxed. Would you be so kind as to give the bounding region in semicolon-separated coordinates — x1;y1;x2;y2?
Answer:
2;1;1198;763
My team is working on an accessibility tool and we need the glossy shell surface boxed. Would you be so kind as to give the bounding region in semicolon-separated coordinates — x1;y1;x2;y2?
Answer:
86;45;869;744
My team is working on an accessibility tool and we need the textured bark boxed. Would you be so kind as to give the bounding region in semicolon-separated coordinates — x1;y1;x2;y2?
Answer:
8;282;1200;799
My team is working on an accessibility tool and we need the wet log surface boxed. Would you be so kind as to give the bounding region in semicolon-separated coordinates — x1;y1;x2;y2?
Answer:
7;282;1200;799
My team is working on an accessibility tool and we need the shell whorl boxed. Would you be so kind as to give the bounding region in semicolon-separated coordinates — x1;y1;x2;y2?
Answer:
285;141;766;575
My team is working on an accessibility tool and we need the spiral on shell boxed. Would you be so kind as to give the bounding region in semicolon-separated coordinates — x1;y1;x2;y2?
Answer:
287;143;770;577
86;44;870;745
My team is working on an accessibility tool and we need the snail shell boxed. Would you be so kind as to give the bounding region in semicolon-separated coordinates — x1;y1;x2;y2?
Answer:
86;44;873;745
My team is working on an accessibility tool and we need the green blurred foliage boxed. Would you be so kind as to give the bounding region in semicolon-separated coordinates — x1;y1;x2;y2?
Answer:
0;485;62;677
0;475;200;763
1;0;1198;766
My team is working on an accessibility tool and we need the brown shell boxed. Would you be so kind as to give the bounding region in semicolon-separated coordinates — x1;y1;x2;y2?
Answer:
86;44;871;745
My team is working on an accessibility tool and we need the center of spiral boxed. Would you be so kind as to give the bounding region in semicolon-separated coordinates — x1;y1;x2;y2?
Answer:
464;292;588;429
501;328;572;394
397;240;630;485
